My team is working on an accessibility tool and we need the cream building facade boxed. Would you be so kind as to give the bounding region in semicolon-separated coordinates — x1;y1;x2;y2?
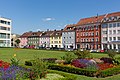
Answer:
0;17;11;47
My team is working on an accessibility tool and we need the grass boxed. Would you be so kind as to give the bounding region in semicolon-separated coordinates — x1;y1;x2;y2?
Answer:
0;48;66;64
0;48;120;80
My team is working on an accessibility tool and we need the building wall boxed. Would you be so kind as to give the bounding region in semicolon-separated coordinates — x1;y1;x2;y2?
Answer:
28;37;39;46
50;36;63;48
101;21;120;50
0;17;11;47
76;24;101;50
19;37;28;48
62;31;76;49
39;37;50;47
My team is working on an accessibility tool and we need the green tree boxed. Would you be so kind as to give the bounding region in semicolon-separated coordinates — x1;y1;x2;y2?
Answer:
61;52;76;64
15;39;20;47
31;56;48;79
74;50;92;59
107;50;117;59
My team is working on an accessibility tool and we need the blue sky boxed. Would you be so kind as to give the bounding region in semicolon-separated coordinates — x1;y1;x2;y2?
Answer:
0;0;120;34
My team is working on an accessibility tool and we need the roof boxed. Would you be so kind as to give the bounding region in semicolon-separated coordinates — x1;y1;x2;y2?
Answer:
76;15;105;26
76;12;120;26
29;31;43;37
106;12;120;18
41;31;54;37
63;24;76;31
20;32;32;38
50;30;63;36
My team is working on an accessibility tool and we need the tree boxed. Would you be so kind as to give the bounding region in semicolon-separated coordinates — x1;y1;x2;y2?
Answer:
74;50;92;59
61;52;76;64
15;39;20;47
107;50;117;59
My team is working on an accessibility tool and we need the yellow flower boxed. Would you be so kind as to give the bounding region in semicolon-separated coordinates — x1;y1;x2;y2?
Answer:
14;54;16;57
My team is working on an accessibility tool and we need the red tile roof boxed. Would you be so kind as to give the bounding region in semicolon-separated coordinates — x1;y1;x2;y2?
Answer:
20;32;32;38
106;12;120;18
76;15;105;26
50;30;63;36
41;31;54;37
64;24;76;31
76;12;120;26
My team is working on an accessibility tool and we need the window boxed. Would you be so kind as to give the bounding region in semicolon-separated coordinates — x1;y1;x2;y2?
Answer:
103;37;107;41
86;32;88;36
109;37;112;41
117;23;120;27
113;30;116;34
91;32;94;36
102;24;108;28
54;37;58;39
96;38;98;42
8;22;10;25
118;30;120;34
59;41;61;43
86;38;88;42
118;37;120;40
54;41;58;43
96;26;98;29
92;38;94;42
109;23;112;28
102;31;107;34
0;26;7;30
96;32;99;36
113;23;116;27
113;44;116;49
109;30;112;34
113;37;116;41
89;33;91;36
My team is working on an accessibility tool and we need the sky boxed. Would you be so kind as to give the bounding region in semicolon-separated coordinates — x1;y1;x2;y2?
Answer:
0;0;120;34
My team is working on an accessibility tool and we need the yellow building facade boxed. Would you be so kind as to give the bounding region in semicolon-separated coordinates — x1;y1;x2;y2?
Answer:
50;30;63;48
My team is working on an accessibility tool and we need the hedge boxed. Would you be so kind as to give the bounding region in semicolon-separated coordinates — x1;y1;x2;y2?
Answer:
97;66;120;77
48;64;97;77
25;60;120;78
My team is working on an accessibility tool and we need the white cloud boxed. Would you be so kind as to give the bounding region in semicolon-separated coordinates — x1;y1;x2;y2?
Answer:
42;17;55;21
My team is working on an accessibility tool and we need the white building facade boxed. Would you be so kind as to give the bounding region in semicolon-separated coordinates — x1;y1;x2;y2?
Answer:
0;17;12;47
101;13;120;51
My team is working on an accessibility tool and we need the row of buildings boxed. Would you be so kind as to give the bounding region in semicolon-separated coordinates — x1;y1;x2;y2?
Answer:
19;12;120;51
0;12;120;51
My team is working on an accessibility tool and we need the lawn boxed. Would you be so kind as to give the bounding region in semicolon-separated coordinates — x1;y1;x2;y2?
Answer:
0;48;66;64
0;48;120;80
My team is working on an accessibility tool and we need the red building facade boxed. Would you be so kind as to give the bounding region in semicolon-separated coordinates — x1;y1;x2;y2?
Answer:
76;15;105;50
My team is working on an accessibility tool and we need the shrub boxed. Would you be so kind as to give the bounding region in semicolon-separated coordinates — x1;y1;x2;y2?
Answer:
113;57;120;65
31;58;48;79
25;60;34;66
71;59;86;68
10;54;20;66
97;66;120;77
61;52;76;64
107;50;117;59
100;57;113;64
42;58;57;63
74;50;91;59
48;64;97;77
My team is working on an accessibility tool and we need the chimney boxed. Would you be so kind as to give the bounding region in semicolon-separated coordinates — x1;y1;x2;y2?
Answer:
47;29;49;31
